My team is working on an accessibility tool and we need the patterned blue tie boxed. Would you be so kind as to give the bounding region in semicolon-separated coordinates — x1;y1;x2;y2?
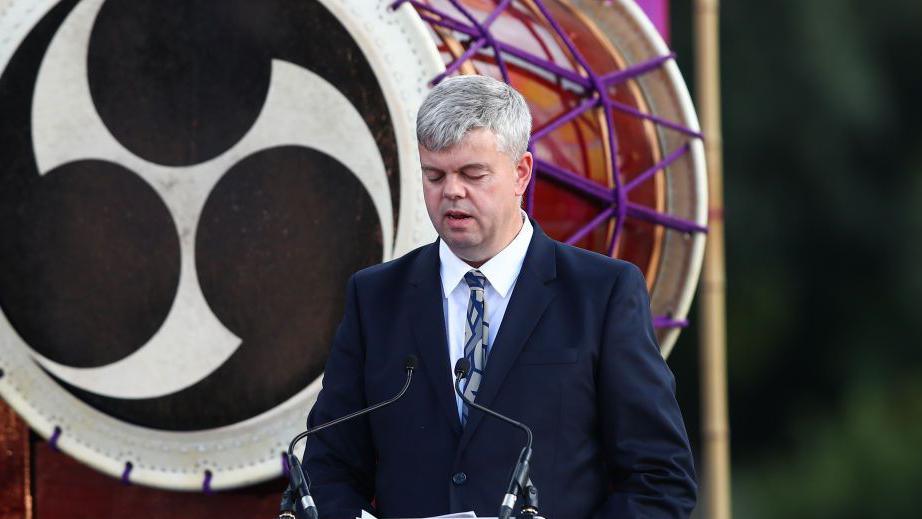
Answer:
461;269;489;426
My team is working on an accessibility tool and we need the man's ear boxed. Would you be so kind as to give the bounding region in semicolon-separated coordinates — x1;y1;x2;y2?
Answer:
513;151;533;196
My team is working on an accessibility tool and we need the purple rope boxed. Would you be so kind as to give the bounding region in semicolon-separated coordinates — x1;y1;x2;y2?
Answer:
281;452;290;476
626;202;707;234
389;0;420;12
431;37;488;85
623;142;691;193
48;425;61;451
653;316;689;328
534;158;612;204
121;462;133;484
531;0;628;251
609;99;704;138
481;0;514;83
529;96;599;144
525;145;536;213
446;2;488;40
407;5;591;87
599;99;627;255
565;206;615;245
418;12;476;35
446;0;512;83
530;0;593;76
600;53;676;86
202;470;213;494
602;97;627;255
482;0;513;27
494;40;591;87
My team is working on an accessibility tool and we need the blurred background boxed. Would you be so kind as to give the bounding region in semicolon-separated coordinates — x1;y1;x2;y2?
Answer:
667;1;922;517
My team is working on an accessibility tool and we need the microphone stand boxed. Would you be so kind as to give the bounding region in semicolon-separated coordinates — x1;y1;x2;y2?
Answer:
521;478;539;517
453;359;539;519
278;355;418;519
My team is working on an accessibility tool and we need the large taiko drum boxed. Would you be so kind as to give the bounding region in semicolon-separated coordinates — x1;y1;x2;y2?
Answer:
0;0;704;491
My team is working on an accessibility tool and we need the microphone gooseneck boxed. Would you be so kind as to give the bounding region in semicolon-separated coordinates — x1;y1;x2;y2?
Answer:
453;358;537;519
289;354;417;455
279;355;418;519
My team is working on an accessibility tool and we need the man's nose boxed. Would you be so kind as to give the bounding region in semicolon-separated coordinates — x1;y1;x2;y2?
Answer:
443;173;464;199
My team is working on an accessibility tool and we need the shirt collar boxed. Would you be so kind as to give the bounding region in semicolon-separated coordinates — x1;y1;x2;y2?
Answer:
439;212;533;298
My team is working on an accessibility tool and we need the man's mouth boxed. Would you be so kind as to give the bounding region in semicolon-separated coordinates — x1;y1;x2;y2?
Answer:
445;210;472;221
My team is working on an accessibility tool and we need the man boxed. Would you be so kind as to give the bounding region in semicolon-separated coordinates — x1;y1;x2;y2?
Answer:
305;75;696;518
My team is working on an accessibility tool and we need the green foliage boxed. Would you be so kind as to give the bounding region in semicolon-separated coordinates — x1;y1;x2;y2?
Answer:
667;0;922;516
734;376;922;519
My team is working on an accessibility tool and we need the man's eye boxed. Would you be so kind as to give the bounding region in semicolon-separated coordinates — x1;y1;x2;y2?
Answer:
426;174;444;182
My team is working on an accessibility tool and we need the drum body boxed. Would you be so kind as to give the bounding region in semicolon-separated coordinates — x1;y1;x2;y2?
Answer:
0;0;704;490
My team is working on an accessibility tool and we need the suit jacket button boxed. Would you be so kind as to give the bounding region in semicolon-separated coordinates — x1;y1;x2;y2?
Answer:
451;472;467;485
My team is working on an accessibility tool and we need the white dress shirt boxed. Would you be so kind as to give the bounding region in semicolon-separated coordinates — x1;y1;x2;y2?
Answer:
439;214;533;419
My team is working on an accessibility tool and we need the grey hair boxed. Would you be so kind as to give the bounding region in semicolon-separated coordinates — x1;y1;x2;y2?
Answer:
416;75;532;162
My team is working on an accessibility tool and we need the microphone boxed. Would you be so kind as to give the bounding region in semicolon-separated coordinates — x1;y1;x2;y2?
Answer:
453;358;538;519
285;454;316;519
279;355;418;519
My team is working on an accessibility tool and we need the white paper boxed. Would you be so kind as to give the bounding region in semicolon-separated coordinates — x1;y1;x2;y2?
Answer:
358;511;477;518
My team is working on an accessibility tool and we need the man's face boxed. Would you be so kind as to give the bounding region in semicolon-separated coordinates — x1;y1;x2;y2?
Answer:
420;128;532;266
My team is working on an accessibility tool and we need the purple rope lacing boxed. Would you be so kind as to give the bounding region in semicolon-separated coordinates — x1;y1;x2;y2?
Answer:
48;425;62;450
654;316;690;329
281;451;290;476
202;469;213;493
392;0;707;328
121;461;133;484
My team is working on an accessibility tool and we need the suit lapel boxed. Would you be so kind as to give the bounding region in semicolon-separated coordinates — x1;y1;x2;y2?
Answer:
457;223;557;453
408;241;462;436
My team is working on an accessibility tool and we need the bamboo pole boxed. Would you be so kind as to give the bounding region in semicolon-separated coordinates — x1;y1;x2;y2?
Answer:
693;0;731;517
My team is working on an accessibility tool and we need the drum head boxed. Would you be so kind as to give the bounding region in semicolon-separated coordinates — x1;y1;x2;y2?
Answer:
0;0;442;490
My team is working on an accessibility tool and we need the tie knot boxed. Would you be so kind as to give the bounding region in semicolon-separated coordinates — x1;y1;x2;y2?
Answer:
464;269;486;289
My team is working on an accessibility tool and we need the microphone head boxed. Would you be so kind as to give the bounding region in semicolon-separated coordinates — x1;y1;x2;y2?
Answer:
404;354;418;371
454;358;470;379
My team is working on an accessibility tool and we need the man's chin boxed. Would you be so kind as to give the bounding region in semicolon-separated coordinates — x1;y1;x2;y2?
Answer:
440;233;482;255
441;234;477;250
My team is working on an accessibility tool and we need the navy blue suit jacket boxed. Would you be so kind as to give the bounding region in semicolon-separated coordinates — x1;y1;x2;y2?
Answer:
305;224;696;518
